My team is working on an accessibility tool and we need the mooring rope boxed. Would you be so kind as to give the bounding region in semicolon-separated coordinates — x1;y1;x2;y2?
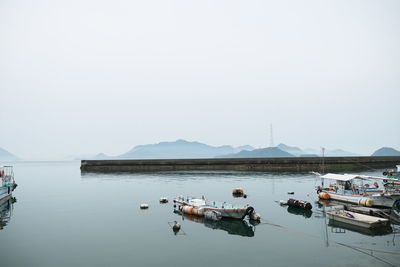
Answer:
256;218;400;267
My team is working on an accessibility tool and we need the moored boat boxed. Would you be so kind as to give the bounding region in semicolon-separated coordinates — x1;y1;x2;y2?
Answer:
327;209;389;229
383;165;400;179
315;173;400;208
173;196;256;220
0;166;17;202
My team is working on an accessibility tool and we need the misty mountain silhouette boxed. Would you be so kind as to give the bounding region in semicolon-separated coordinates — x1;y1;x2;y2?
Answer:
216;147;295;158
108;139;254;159
0;147;19;161
371;147;400;156
86;141;389;160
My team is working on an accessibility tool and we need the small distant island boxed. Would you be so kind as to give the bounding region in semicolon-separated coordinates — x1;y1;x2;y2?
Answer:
371;147;400;156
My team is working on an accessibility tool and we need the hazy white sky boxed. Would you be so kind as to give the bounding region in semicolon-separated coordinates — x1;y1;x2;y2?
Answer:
1;0;399;159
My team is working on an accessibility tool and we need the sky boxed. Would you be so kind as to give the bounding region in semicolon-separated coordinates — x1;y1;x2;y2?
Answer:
0;0;399;160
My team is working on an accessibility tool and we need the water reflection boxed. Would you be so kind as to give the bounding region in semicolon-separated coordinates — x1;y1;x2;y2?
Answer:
315;200;397;237
287;206;313;218
174;210;255;237
328;220;393;236
0;196;16;230
81;170;311;182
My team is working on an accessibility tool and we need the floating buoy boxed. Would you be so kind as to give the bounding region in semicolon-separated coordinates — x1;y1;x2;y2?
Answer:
287;198;312;210
159;197;168;203
172;221;181;231
318;192;330;200
140;203;149;209
232;188;244;195
232;188;246;198
279;200;288;206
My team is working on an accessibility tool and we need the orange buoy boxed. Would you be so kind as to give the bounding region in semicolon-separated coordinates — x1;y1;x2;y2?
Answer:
318;192;331;200
232;188;244;195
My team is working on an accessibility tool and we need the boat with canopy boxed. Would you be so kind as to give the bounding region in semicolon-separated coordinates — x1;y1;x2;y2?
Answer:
315;173;400;208
0;166;17;203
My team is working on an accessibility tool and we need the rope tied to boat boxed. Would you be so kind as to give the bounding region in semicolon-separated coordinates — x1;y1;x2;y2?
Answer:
256;218;400;257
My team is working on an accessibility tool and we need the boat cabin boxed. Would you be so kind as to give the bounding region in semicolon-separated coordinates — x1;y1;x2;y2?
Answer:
0;166;15;187
319;173;379;195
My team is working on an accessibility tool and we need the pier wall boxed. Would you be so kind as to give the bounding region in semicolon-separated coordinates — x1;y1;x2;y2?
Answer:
80;156;400;173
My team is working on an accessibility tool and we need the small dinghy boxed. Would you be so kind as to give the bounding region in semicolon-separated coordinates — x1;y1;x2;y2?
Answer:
173;196;258;220
327;209;389;229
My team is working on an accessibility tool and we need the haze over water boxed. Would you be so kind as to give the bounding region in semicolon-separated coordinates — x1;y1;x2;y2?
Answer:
1;0;400;160
0;161;398;267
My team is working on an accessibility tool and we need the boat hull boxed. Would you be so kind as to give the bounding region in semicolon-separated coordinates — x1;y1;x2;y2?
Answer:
321;191;400;208
174;197;251;219
201;207;248;219
327;210;389;229
0;187;12;202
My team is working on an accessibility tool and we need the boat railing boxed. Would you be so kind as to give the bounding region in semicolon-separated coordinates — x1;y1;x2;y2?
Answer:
205;200;247;209
0;166;15;187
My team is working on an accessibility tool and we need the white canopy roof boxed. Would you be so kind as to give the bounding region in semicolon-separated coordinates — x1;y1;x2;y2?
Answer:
320;173;365;181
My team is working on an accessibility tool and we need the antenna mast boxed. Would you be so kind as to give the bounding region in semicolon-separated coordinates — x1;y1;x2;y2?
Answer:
321;147;325;187
269;124;274;147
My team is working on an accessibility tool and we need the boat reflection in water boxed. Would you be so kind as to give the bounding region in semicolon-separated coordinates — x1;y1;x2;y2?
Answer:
328;220;393;236
0;196;16;230
174;210;255;237
316;200;395;237
287;206;313;218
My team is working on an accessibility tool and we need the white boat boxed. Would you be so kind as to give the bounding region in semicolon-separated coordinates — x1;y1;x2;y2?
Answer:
327;210;389;229
316;173;400;208
0;166;17;202
173;196;255;220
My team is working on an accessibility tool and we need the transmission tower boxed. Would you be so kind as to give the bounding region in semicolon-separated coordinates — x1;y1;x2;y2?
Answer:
269;124;274;147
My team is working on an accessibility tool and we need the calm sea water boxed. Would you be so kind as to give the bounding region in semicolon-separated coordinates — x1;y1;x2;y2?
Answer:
0;161;399;267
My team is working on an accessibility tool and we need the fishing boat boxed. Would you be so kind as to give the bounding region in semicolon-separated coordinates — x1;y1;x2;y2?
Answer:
383;165;400;179
327;209;389;229
173;196;257;220
315;173;400;208
0;166;17;202
382;165;400;190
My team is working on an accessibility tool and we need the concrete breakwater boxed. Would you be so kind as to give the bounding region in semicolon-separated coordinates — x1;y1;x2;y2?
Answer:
80;156;400;173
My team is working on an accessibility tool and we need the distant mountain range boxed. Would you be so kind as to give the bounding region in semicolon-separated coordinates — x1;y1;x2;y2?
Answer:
371;147;400;156
275;143;358;157
0;147;19;161
2;143;400;161
86;140;377;160
91;140;254;160
216;147;294;158
216;143;358;158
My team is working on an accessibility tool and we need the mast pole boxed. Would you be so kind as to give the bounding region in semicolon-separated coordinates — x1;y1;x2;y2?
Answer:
321;147;325;187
